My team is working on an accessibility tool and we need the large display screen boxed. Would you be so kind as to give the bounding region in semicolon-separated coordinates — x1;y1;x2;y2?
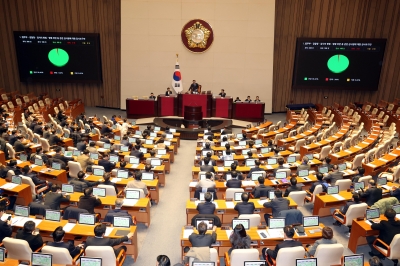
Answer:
292;38;386;90
14;31;102;83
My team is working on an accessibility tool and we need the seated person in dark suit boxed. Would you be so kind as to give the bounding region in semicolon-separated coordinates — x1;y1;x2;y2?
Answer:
201;143;213;153
390;185;400;202
333;192;361;224
130;145;144;159
47;226;83;257
263;190;290;224
78;187;102;214
100;122;113;135
6;159;22;175
196;192;215;214
322;157;334;170
0;206;12;242
104;198;134;225
352;166;366;183
202;152;216;166
53;146;74;165
100;172;118;194
273;158;288;176
367;208;400;257
8;130;18;146
99;134;112;144
33;121;44;135
76;138;88;152
224;163;243;180
165;87;173;96
226;171;242;188
248;160;264;179
262;226;303;262
70;171;99;193
16;220;44;251
200;157;215;173
323;164;344;185
234;192;255;215
98;152;116;173
283;176;302;197
85;224;133;256
21;165;52;194
244;96;252;102
14;135;29;152
218;89;226;97
309;173;328;193
48;131;62;146
188;221;217;247
360;180;382;206
252;176;274;198
43;184;70;210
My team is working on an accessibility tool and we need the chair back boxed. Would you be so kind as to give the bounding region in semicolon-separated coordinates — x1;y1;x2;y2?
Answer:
225;188;244;199
238;214;261;227
388;234;400;259
288;191;307;207
344;203;368;226
68;161;83;178
335;179;352;191
40;138;50;151
3;237;32;261
294;139;306;152
42;245;73;264
278;209;303;225
332;142;343;153
21;175;37;199
274;133;283;144
276;168;291;176
85;246;116;265
63;206;89;220
358;175;372;187
312;185;323;203
6;143;15;159
351;154;365;170
319;145;331;159
275;246;305;265
98;184;117;196
314;244;344;265
230;249;259;266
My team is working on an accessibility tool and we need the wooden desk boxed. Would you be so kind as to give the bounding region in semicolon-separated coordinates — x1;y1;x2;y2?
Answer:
242;121;273;139
0;151;5;165
277;123;322;148
313;191;353;216
256;121;297;143
185;198;297;224
363;147;400;175
17;162;68;184
0;179;32;205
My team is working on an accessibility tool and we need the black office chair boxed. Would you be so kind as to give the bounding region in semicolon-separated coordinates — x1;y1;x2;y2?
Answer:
194;188;218;200
191;214;222;228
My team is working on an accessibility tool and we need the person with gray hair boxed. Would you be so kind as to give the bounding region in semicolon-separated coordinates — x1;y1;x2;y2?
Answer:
103;198;135;225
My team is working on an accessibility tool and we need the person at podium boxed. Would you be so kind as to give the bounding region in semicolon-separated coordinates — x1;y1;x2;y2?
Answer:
165;87;173;96
219;89;226;97
188;80;199;94
244;96;252;102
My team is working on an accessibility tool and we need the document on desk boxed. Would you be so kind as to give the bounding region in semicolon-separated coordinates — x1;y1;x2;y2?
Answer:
189;182;198;187
217;167;225;171
396;214;400;220
266;165;273;170
0;183;19;190
225;202;235;209
183;229;194;239
122;199;138;206
362;141;370;145
381;185;391;190
225;230;233;238
355;146;362;149
257;230;268;239
242;181;256;187
267;229;284;239
63;223;76;232
389;153;398;157
111;178;121;183
1;213;11;221
331;194;345;201
104;227;114;237
258;200;269;205
379;158;389;163
366;163;376;167
130;164;139;169
12;217;42;228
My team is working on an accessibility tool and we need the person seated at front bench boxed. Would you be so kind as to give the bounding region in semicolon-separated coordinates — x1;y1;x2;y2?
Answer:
202;152;216;166
48;226;84;257
16;220;44;251
78;187;102;214
196;172;215;189
244;96;252;102
234;192;255;215
263;190;290;224
188;221;217;248
53;146;74;165
273;158;288;176
196;192;215;214
283;176;302;197
98;152;116;173
104;198;135;225
252;176;274;199
70;171;99;193
359;180;382;207
309;173;328;194
226;171;242;188
200;157;215;173
248;160;263;179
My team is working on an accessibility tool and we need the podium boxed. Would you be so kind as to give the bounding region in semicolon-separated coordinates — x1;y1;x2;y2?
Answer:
158;95;178;116
233;102;265;121
126;98;157;118
178;94;212;117
213;97;233;118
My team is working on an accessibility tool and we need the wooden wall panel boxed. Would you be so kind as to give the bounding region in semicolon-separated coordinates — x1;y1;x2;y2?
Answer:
273;0;400;112
0;0;120;108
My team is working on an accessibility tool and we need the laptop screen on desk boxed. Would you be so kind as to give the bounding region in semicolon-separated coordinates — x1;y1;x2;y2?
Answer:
35;158;43;166
244;261;266;266
268;191;275;200
109;155;119;163
11;175;22;185
242;149;250;155
31;253;52;266
268;218;285;229
343;254;364;266
90;153;99;160
232;218;250;230
275;171;287;179
62;184;74;193
201;150;209;157
128;137;136;143
305;154;313;160
234;192;242;201
267;158;277;165
246;159;256;167
0;247;4;262
129;157;140;164
157;149;167;155
251;172;263;181
151;159;162;166
236;133;243;139
154;126;160;132
338;163;347;171
327;185;339;195
195;218;214;230
64;151;73;157
255;139;262;145
93;169;104;176
93;187;106;197
20;154;28;162
354;182;364;191
298;169;309;177
135;130;142;135
296;258;317;266
150;132;157;137
318;166;328;174
142;172;154;180
286;156;296;163
377;177;387;186
239;141;247;146
392;204;400;214
303;216;319;227
199;192;213;201
170;129;176;133
52;162;61;170
140;148;147;153
224;160;234;167
80;257;102;266
15;205;29;217
145;139;153;145
79;214;95;225
103;143;111;149
45;210;61;222
164;140;171;146
260;147;271;154
125;189;140;199
366;208;380;220
73;150;81;156
121;146;129;152
113;216;130;228
192;262;215;266
117;171;129;179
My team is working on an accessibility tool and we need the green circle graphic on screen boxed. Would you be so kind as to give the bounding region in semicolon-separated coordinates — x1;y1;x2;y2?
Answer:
327;54;349;73
48;48;69;67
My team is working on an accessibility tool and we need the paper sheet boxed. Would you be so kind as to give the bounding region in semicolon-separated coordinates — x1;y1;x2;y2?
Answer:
12;217;42;228
63;223;76;232
258;200;269;205
1;213;11;221
331;194;345;201
111;178;121;183
242;181;256;186
381;185;391;190
218;167;225;171
104;227;114;236
130;164;139;169
183;229;194;239
366;163;376;167
0;183;19;190
189;182;198;187
389;153;398;157
355;146;362;149
122;199;138;206
225;202;235;209
267;229;284;238
379;158;389;163
362;141;369;145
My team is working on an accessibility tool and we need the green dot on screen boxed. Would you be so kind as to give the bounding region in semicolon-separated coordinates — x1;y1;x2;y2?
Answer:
48;48;69;67
304;77;307;80
327;54;349;74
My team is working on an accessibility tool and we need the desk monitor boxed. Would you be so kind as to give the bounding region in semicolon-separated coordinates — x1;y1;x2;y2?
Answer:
287;156;296;163
239;140;247;146
56;129;62;135
0;247;4;262
135;130;142;135
275;171;287;179
62;147;66;154
102;143;111;149
145;139;153;145
377;177;387;186
164;140;171;146
32;253;52;266
113;216;130;228
366;208;380;220
11;175;22;185
392;204;400;214
224;160;234;167
221;141;227;147
154;126;160;132
296;258;317;266
242;149;250;155
32;137;39;144
170;128;176;133
73;150;81;156
202;151;210;157
125;189;140;199
91;129;97;134
354;182;364;191
64;133;70;139
338;163;347;171
117;170;129;179
166;133;174;139
244;261;266;266
150;132;157;137
45;209;61;222
303;216;319;227
151;159;162;167
199;192;213;201
109;155;119;163
140;147;147;153
268;191;275;200
234;192;242;201
157;149;167;155
90;153;99;160
298;169;309;177
343;254;364;266
255;139;262;145
305;154;314;160
62;184;74;193
79;213;95;225
80;257;102;266
93;187;106;197
20;154;28;162
195;218;214;230
327;185;339;195
260;147;271;154
93;168;104;176
236;133;243;139
35;158;43;166
142;172;154;180
232;218;250;230
15;205;29;217
128;137;136;143
318;166;328;174
199;174;207;180
64;151;73;157
267;158;277;165
251;172;264;181
121;146;129;152
129;157;140;164
225;174;232;181
268;218;285;229
52;162;61;170
246;159;256;167
192;262;215;266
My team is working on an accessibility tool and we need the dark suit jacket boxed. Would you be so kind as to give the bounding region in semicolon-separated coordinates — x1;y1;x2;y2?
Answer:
189;232;217;247
196;201;216;214
78;195;102;214
104;209;134;225
130;150;144;159
98;159;115;173
85;235;128;250
0;220;12;242
16;229;44;251
391;188;400;202
165;90;173;96
44;192;70;210
263;197;290;217
248;166;264;177
9;135;18;146
309;180;327;193
47;241;82;257
252;184;274;198
371;219;400;245
43;131;51;140
266;239;303;259
323;171;344;185
101;180;118;194
340;201;360;215
53;153;74;165
283;185;302;197
200;164;215;173
226;179;242;188
360;187;382;206
33;125;43;135
100;125;112;135
26;173;46;186
49;135;62;146
234;202;255;215
14;140;28;152
296;164;310;175
100;138;111;144
76;142;87;152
